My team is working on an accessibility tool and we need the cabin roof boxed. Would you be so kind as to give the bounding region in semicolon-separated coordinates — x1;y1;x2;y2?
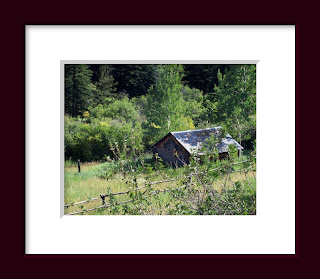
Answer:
153;127;243;154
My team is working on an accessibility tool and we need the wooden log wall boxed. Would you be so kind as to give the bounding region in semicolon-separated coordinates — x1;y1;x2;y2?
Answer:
153;147;189;167
152;134;191;167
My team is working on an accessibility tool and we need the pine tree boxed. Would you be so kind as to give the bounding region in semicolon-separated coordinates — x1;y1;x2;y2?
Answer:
183;64;228;94
111;65;156;97
89;65;117;106
65;65;93;117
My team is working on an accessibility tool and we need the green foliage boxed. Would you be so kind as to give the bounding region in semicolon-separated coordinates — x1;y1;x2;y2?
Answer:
65;146;256;216
64;63;256;151
183;64;228;94
64;97;143;161
89;65;117;106
180;85;207;126
144;65;196;145
64;63;257;216
65;64;94;117
64;64;256;150
111;65;156;97
165;145;256;215
214;65;256;145
202;97;218;125
89;97;141;123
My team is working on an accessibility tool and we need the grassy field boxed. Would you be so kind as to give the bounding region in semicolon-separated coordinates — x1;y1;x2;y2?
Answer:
64;153;256;215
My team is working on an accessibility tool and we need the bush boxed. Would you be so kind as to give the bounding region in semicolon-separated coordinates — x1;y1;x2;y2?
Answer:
65;97;144;161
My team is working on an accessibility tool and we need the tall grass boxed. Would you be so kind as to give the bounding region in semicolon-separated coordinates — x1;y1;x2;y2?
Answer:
64;151;256;215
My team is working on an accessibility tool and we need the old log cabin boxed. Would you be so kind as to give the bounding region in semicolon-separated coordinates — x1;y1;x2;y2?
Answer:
151;127;243;166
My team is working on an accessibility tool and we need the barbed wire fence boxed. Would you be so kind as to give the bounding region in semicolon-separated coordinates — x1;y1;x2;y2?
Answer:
64;160;255;215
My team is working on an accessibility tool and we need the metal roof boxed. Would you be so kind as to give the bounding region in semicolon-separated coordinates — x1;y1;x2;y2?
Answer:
170;127;243;154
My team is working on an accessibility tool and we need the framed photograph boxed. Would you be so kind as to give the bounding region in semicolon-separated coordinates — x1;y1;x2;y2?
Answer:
26;25;295;255
62;61;256;217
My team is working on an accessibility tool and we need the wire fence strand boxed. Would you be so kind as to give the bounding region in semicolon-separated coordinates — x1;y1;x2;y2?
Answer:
64;160;254;215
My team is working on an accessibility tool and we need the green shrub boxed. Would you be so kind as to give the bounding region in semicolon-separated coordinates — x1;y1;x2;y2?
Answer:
64;97;144;162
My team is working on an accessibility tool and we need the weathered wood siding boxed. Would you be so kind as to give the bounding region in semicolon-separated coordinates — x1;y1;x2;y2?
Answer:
152;134;189;166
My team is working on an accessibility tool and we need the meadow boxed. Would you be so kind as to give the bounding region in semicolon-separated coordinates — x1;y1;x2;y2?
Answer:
64;64;256;215
64;152;256;215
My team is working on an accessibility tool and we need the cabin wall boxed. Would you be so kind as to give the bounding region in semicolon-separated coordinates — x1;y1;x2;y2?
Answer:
152;134;189;166
153;147;189;166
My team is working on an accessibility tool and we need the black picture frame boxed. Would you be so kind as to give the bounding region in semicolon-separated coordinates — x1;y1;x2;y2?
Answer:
4;2;315;275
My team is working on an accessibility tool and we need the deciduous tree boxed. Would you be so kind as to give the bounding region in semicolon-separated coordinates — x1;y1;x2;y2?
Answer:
214;64;256;145
145;65;194;144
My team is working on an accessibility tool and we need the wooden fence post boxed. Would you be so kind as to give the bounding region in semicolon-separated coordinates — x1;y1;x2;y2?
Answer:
77;159;81;173
100;194;106;205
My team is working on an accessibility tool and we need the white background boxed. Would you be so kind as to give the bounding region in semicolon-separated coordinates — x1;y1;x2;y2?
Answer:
26;25;295;254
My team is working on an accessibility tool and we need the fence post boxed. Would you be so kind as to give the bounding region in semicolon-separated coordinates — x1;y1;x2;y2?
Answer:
100;194;106;205
78;159;81;173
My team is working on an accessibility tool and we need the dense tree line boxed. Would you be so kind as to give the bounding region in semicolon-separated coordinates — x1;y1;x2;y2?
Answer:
65;64;256;161
65;64;227;116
